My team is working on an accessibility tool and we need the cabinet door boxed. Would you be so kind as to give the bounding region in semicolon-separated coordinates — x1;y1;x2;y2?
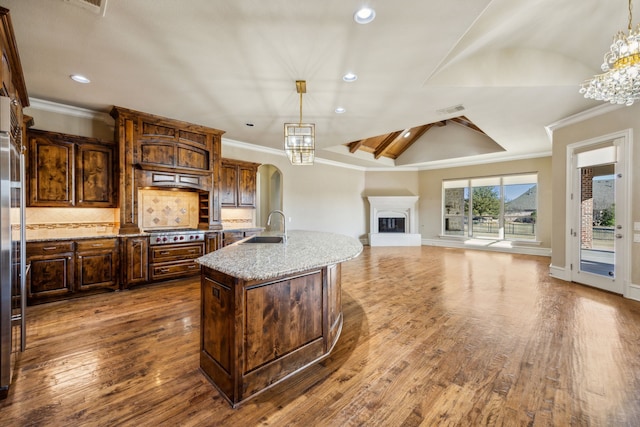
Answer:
76;143;116;207
123;237;149;288
76;239;118;291
29;135;74;207
238;166;256;207
205;233;221;253
220;163;238;207
27;242;75;304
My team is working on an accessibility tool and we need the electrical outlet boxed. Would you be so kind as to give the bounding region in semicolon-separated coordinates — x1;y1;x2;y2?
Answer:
634;222;640;231
634;233;640;243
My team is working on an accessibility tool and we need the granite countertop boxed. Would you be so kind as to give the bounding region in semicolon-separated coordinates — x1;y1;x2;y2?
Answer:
26;225;264;242
196;230;363;281
26;228;121;242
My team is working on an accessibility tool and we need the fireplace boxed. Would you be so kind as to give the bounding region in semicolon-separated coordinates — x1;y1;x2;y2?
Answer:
367;196;421;246
379;217;405;233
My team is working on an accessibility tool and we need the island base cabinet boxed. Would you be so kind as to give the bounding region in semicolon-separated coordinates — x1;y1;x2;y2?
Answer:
200;265;342;407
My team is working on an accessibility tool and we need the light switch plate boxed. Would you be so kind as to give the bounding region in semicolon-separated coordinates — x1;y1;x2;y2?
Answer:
634;222;640;231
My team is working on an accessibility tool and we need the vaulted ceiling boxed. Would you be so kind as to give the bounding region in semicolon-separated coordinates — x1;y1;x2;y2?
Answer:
346;116;491;160
0;0;623;169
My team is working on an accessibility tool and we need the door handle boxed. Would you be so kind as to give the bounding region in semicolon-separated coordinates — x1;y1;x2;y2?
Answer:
616;234;623;239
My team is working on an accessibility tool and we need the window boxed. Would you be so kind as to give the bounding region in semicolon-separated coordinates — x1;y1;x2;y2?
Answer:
442;174;538;241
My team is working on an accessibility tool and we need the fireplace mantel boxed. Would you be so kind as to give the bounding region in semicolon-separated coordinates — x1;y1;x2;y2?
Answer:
367;196;421;246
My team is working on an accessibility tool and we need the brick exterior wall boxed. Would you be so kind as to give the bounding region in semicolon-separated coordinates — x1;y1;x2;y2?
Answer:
581;168;593;249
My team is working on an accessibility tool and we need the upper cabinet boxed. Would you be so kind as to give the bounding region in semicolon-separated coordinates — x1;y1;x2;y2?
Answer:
110;106;225;234
0;7;29;147
26;129;117;207
221;159;260;208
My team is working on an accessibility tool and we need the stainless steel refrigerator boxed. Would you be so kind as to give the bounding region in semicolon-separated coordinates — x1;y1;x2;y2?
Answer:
0;94;26;398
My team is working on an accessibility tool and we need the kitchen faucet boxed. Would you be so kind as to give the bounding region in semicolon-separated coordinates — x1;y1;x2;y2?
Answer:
267;210;287;241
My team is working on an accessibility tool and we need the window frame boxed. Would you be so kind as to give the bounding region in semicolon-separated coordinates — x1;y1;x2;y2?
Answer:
442;173;538;242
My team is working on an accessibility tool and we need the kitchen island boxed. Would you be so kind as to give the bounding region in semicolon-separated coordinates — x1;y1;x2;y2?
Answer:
195;230;362;407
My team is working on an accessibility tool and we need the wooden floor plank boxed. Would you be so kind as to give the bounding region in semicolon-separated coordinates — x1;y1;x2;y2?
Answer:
1;246;639;426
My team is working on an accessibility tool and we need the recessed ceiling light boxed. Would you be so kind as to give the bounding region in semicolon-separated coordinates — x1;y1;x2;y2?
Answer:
343;72;357;82
335;107;346;114
354;7;376;24
70;74;90;84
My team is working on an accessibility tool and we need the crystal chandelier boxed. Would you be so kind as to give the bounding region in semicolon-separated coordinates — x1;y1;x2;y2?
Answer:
580;0;640;105
284;80;315;165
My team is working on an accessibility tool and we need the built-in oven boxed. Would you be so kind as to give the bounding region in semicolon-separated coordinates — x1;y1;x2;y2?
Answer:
147;229;205;281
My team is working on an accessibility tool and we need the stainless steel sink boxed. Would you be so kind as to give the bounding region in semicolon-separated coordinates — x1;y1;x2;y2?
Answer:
241;235;285;244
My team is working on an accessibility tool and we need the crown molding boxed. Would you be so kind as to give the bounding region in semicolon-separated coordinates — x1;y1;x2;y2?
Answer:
545;103;623;140
27;98;113;124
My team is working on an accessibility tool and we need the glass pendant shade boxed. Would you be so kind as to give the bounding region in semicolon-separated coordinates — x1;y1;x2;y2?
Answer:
284;80;314;165
284;123;315;165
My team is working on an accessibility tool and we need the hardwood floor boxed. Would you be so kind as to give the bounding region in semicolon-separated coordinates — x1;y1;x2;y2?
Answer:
1;246;639;426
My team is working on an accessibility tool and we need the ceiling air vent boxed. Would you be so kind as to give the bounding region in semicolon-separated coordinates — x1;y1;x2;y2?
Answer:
64;0;108;16
436;104;465;115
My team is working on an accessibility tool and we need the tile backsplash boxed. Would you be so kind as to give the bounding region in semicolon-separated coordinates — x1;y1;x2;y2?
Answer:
138;189;199;230
26;207;118;229
221;208;256;228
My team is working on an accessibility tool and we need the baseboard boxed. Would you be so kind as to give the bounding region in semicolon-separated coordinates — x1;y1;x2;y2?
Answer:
625;283;640;302
549;264;570;281
422;238;551;257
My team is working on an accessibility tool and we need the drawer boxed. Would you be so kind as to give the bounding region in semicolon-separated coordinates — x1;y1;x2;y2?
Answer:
150;242;205;262
150;260;201;280
27;241;74;256
76;238;117;251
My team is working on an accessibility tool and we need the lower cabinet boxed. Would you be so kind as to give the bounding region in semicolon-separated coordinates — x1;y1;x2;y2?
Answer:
222;229;261;247
205;232;221;253
27;238;119;305
120;236;149;289
76;239;118;291
149;242;204;281
27;241;75;304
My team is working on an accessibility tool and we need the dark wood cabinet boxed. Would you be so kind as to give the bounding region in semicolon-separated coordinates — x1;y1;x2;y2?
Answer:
110;106;225;234
221;229;261;247
27;129;117;207
76;239;118;292
121;236;149;288
200;262;343;407
26;241;75;304
220;162;238;207
149;242;204;281
205;232;221;253
220;159;259;208
28;136;74;206
76;143;116;206
238;164;257;207
27;238;119;304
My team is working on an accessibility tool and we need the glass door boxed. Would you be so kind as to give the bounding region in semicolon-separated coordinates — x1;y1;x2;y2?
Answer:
571;142;626;294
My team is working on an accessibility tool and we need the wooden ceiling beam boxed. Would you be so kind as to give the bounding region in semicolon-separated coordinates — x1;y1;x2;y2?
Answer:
393;123;439;158
449;116;486;135
374;131;403;159
348;139;364;153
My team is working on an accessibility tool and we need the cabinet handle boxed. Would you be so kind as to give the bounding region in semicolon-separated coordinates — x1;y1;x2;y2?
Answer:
188;249;197;253
43;246;57;251
160;268;170;273
159;251;170;255
91;243;103;247
188;265;198;269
